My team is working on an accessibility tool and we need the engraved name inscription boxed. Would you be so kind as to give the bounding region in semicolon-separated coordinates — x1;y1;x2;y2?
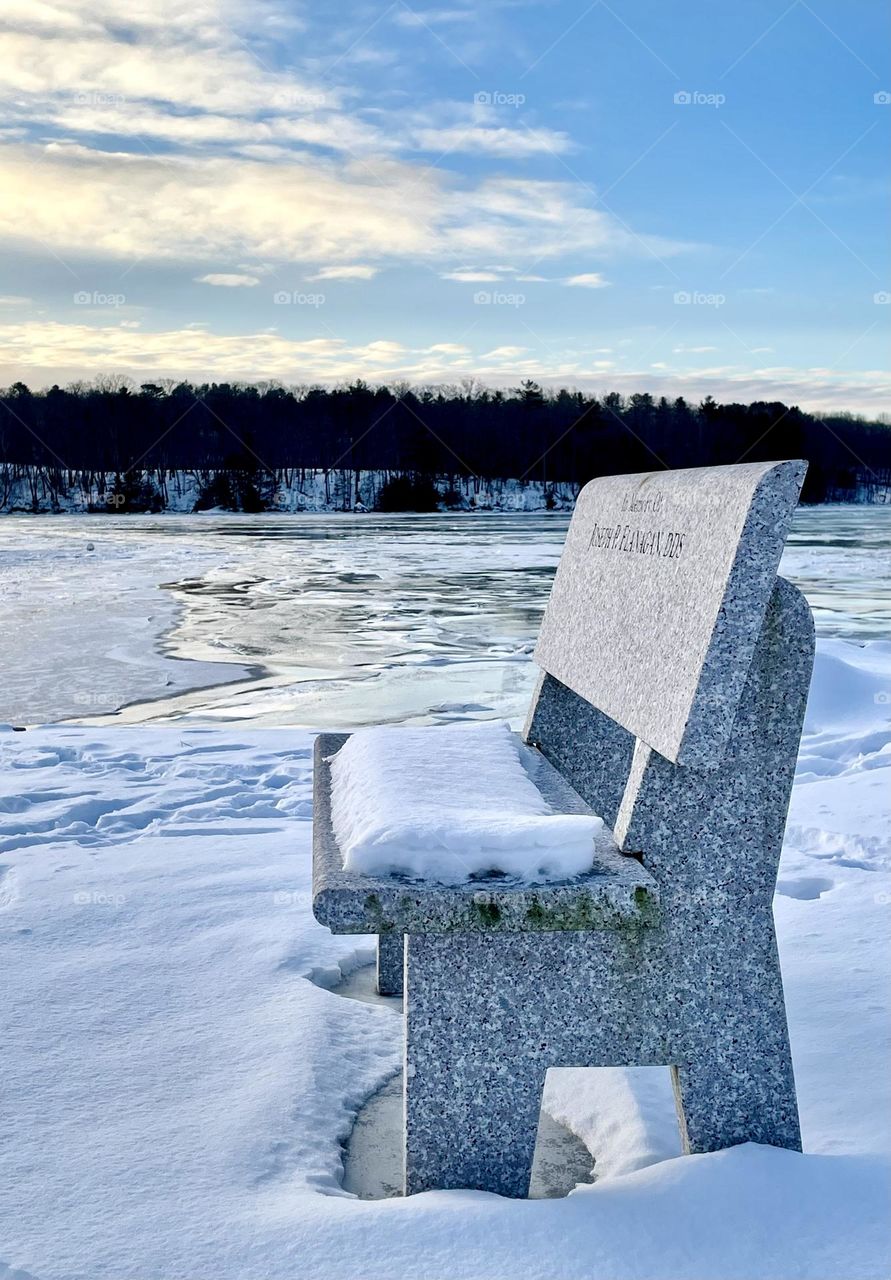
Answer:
587;520;686;559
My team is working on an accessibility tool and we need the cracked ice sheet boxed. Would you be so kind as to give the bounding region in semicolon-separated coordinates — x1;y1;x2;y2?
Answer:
0;675;889;1279
0;521;251;725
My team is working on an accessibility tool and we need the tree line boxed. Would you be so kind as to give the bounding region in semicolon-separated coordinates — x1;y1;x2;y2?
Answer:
1;377;889;509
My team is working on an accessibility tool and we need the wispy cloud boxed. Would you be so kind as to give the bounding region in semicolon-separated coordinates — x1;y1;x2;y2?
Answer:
442;270;502;282
195;273;261;287
309;264;379;280
392;6;477;28
565;273;610;288
1;319;888;414
411;125;573;156
0;143;689;271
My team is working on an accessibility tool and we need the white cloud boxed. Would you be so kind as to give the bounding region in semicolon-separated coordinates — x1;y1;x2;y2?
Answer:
361;340;408;363
392;7;476;26
672;345;717;354
1;319;888;414
0;143;689;271
480;346;528;359
0;1;694;295
442;270;501;282
0;294;31;305
195;273;260;287
411;125;572;157
0;21;333;118
309;265;379;281
18;97;386;157
565;273;610;288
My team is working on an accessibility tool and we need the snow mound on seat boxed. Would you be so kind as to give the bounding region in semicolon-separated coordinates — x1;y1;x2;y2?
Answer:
329;721;602;883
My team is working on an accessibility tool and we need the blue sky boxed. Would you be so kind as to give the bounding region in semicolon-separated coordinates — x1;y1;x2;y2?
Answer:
0;0;888;412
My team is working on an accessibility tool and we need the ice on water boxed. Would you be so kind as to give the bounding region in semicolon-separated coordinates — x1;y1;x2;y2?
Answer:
1;506;888;729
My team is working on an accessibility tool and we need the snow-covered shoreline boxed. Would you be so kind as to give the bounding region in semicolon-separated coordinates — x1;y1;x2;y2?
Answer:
0;632;889;1279
2;466;888;514
1;468;581;513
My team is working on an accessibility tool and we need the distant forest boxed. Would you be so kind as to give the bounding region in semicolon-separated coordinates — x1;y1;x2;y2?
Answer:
2;377;889;510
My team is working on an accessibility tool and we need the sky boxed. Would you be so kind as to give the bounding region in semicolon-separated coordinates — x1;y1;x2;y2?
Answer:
0;0;889;413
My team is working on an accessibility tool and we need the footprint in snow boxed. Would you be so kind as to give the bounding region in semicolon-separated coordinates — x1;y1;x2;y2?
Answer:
776;875;835;901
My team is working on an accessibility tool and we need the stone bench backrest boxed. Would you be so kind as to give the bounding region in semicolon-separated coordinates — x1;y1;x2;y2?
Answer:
533;460;806;769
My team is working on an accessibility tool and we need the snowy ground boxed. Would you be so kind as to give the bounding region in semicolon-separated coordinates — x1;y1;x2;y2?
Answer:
1;638;890;1279
1;509;889;1278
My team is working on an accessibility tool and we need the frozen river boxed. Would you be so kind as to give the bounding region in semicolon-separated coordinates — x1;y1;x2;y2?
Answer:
1;506;889;726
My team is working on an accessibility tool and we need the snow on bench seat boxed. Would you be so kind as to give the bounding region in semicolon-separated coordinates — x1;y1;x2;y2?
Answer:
329;722;605;884
312;729;659;936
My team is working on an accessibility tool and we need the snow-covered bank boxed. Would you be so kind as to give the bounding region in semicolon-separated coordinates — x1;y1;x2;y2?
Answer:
3;465;889;515
0;636;889;1280
0;467;579;513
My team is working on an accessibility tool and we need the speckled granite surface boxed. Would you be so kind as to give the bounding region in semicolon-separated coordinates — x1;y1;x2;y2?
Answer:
375;932;403;997
533;460;805;766
313;734;659;937
311;460;812;1198
402;579;812;1195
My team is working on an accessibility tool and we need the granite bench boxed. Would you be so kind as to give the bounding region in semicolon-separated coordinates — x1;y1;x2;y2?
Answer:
312;459;814;1198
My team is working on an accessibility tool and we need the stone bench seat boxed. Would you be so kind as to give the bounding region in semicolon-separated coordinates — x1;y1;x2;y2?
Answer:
312;731;660;937
311;460;815;1198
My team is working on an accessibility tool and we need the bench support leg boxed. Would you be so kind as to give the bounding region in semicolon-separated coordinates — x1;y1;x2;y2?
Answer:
376;932;403;996
672;1046;801;1156
404;933;545;1197
670;931;801;1153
